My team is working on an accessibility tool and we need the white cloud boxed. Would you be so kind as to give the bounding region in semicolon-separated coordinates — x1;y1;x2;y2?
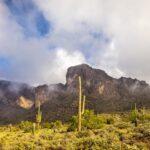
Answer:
34;0;150;82
42;48;86;84
1;0;150;84
0;1;85;85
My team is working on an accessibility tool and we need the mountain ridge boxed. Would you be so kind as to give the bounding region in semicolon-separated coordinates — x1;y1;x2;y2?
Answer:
0;64;150;123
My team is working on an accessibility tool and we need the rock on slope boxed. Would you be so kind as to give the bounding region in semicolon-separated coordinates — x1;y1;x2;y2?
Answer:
0;64;150;123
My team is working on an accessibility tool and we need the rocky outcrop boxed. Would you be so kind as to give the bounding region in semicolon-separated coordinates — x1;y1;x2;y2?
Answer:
17;96;34;109
0;64;150;123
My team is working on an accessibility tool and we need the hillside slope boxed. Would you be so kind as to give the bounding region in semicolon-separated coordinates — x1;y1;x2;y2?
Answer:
0;64;150;123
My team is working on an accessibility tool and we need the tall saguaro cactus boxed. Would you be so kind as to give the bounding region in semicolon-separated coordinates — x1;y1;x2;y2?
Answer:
36;100;42;129
78;76;82;131
130;103;138;127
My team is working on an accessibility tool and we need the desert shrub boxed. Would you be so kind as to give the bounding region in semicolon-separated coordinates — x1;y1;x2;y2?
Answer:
133;132;144;140
115;122;131;129
39;131;54;141
141;128;150;138
42;121;63;131
3;124;19;132
144;113;150;121
117;132;125;141
0;110;150;149
74;137;106;149
121;143;139;150
106;116;115;124
137;109;150;122
68;116;78;132
74;137;120;150
18;121;33;132
82;110;104;129
133;123;150;142
51;120;63;128
42;122;52;129
50;120;63;132
76;130;95;138
68;110;104;131
136;142;148;150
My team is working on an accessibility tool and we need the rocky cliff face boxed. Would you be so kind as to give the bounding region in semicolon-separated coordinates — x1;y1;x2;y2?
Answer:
0;64;150;123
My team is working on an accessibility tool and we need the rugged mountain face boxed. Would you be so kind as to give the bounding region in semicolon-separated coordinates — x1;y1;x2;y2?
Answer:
0;81;35;123
0;64;150;123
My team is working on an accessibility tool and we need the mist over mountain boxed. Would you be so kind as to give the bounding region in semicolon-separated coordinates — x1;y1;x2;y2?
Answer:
0;64;150;124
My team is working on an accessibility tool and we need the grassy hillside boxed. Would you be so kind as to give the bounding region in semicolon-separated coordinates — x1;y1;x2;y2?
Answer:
0;109;150;150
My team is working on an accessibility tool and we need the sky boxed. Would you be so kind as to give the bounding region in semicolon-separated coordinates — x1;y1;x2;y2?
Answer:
0;0;150;85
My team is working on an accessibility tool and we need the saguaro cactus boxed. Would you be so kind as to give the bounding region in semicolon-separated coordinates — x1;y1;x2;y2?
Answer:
78;76;82;131
130;103;138;127
32;123;36;135
82;95;86;115
36;100;42;129
8;124;12;132
134;103;138;127
141;107;145;122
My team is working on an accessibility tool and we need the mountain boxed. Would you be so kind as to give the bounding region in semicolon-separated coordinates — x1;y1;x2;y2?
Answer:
0;64;150;123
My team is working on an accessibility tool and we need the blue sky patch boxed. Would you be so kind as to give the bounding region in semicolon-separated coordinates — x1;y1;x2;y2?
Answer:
4;0;50;37
0;57;11;76
36;12;50;36
89;31;110;43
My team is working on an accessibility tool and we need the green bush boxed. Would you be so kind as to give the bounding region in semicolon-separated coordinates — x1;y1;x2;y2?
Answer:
74;137;120;149
82;110;104;129
115;122;131;129
145;113;150;121
106;116;115;124
42;122;52;129
138;109;150;121
68;110;104;131
76;130;95;138
18;121;33;132
50;120;63;131
68;116;78;132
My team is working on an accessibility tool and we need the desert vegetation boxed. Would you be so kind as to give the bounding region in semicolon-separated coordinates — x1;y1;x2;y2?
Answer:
0;109;150;149
0;76;150;150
